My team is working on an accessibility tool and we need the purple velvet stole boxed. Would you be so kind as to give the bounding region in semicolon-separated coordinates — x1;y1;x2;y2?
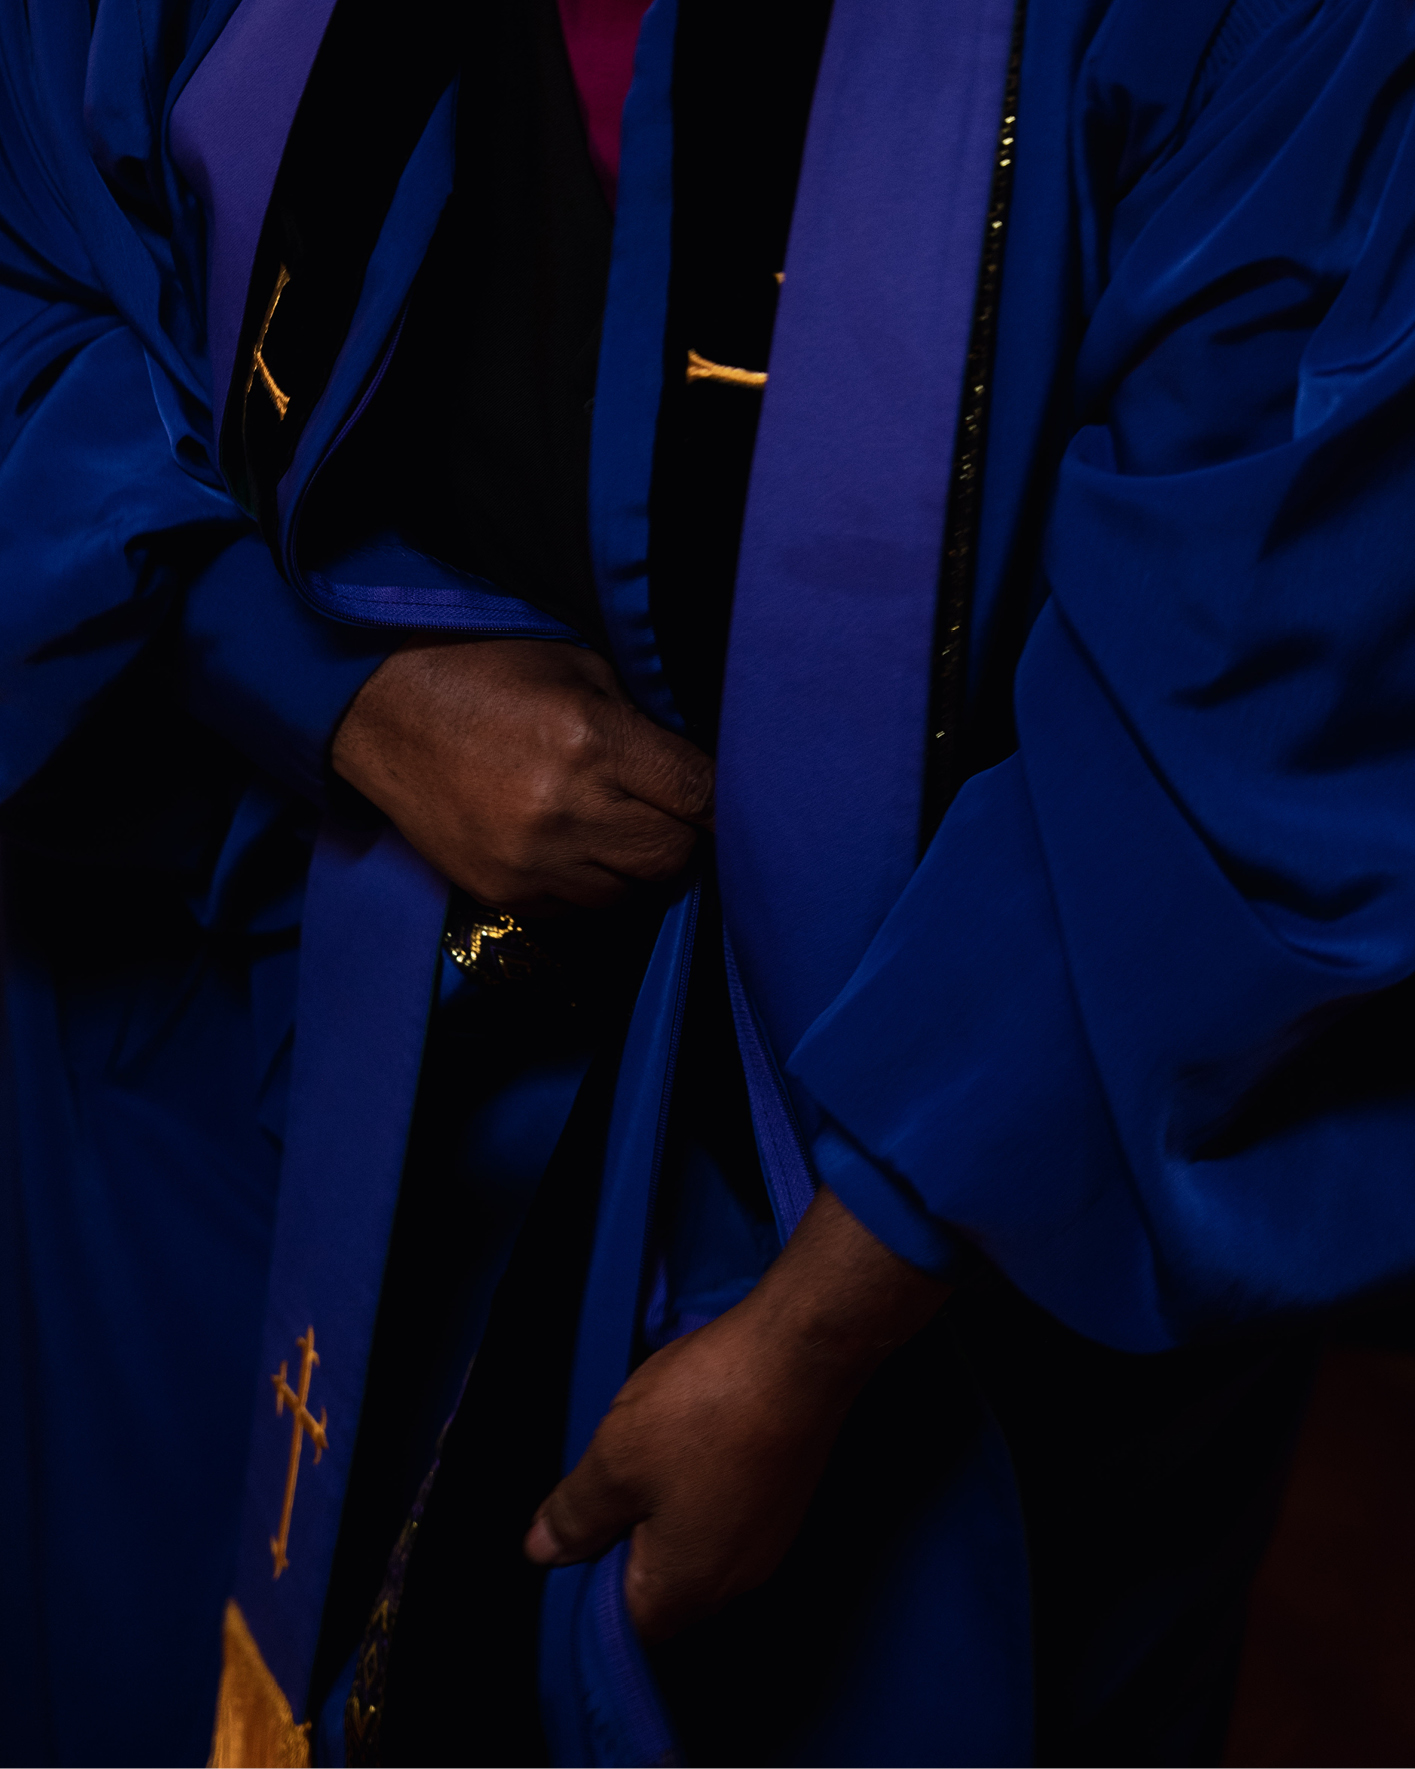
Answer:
169;0;339;445
230;822;445;1714
717;0;1017;1062
707;19;1036;1760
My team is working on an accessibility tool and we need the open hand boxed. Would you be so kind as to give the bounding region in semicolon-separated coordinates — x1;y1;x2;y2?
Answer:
524;1189;951;1641
332;638;714;911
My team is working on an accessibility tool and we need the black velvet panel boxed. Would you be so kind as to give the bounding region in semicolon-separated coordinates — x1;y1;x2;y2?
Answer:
227;0;466;532
295;0;614;649
396;0;614;643
648;0;835;747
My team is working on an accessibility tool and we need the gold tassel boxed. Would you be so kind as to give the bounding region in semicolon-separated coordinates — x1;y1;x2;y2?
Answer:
208;1600;312;1769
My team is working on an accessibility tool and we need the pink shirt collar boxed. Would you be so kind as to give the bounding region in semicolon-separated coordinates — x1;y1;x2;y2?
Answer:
556;0;653;206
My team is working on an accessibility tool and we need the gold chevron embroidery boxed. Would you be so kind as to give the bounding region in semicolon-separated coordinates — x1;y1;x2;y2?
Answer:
685;348;767;390
208;1601;312;1768
246;264;292;420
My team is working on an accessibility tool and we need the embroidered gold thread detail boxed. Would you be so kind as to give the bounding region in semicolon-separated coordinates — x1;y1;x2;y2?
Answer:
246;264;292;420
685;348;767;389
774;270;785;284
269;1326;328;1579
208;1600;312;1768
442;905;567;1003
444;913;523;971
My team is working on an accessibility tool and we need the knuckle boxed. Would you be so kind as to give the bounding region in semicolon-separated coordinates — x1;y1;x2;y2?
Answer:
682;773;715;823
521;764;565;822
554;708;603;770
496;821;546;875
503;771;567;858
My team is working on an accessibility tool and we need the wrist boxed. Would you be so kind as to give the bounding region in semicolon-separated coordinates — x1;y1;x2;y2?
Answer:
739;1188;951;1396
746;1279;941;1396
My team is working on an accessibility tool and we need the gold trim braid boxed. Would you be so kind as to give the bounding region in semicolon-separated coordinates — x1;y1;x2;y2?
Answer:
209;1600;312;1769
685;347;767;389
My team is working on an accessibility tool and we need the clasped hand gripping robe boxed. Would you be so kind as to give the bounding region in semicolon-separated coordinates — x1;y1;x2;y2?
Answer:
6;0;1415;1761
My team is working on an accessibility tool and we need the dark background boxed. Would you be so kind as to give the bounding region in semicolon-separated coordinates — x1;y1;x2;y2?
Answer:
1226;1334;1415;1766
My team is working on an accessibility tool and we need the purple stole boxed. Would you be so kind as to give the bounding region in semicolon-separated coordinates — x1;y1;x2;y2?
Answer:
169;0;340;449
718;0;1019;1056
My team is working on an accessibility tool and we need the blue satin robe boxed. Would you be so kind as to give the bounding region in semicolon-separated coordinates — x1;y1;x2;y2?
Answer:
3;0;1415;1762
795;0;1415;1349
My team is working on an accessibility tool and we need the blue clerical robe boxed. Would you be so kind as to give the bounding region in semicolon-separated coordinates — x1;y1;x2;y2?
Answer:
4;0;1415;1763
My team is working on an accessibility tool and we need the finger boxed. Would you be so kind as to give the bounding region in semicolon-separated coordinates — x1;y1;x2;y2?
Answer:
603;704;716;829
448;789;697;908
454;821;692;913
577;795;701;883
465;804;695;907
524;1442;646;1567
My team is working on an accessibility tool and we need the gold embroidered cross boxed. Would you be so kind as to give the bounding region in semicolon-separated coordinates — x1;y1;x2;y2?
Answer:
269;1326;329;1579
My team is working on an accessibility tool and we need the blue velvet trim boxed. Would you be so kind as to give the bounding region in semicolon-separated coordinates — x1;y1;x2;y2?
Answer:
300;539;582;638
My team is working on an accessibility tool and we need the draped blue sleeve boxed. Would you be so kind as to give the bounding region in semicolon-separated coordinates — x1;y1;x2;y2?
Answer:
789;0;1415;1351
181;533;395;802
0;0;394;812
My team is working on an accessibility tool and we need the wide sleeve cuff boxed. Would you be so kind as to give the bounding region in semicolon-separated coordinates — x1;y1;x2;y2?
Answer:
813;1118;963;1283
181;532;399;802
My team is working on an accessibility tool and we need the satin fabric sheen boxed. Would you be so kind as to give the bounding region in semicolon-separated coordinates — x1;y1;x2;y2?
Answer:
792;0;1415;1349
6;0;1415;1761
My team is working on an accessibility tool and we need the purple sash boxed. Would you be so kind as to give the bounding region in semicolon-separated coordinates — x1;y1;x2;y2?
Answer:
230;818;445;1715
717;0;1017;1060
170;0;339;444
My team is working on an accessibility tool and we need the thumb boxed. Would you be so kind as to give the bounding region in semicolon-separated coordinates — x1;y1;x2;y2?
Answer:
524;1442;646;1567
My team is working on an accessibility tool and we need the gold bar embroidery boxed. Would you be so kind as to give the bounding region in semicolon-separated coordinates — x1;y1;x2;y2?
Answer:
685;347;767;390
